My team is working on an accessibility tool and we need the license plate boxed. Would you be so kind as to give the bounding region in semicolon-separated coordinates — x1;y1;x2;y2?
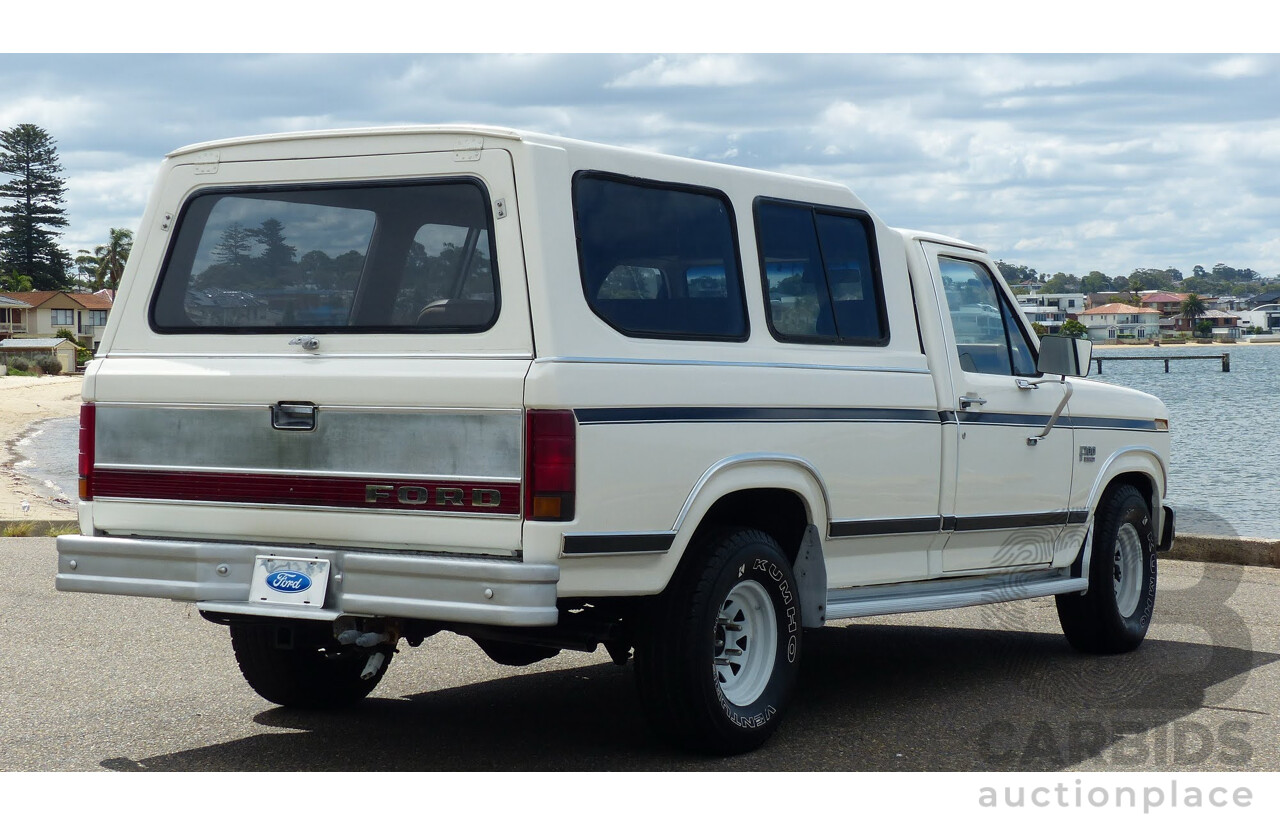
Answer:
248;556;331;607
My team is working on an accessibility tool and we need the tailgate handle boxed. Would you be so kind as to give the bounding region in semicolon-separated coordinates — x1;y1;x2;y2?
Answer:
272;402;317;431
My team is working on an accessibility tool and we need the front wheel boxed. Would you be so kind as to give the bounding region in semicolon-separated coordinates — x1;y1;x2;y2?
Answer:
229;620;392;709
1056;484;1157;653
634;528;802;754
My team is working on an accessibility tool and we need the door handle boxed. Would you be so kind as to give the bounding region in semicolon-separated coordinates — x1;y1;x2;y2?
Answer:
272;402;317;431
959;394;987;409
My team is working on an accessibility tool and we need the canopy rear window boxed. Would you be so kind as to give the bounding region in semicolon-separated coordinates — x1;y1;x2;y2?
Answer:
150;179;499;333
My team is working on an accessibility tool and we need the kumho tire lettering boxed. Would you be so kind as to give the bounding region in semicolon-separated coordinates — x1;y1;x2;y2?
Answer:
634;527;802;754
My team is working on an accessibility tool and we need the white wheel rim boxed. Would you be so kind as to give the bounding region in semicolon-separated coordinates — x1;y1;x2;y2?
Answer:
1113;523;1144;618
714;579;777;707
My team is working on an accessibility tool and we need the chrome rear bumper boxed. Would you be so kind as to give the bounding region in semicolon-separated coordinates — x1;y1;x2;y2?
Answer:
55;534;560;626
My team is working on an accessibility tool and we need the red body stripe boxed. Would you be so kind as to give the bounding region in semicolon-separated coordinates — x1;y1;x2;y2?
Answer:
93;469;520;515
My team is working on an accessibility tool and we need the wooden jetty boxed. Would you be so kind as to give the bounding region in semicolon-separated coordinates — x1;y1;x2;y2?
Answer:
1091;352;1230;374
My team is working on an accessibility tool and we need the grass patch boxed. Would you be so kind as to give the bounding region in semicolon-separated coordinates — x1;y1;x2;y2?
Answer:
2;522;36;537
45;524;80;537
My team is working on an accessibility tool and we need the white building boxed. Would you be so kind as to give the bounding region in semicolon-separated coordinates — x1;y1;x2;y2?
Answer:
1079;303;1162;341
1239;304;1280;334
1017;292;1085;334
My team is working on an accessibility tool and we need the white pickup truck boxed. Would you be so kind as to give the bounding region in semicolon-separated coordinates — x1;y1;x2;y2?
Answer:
56;126;1173;754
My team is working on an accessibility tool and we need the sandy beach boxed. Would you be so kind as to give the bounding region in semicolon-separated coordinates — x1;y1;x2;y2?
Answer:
0;374;83;521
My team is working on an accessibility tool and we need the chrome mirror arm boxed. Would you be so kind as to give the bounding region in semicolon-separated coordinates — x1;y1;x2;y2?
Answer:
1027;377;1072;445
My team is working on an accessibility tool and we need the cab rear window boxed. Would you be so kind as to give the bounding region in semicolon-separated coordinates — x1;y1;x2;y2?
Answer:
150;179;499;333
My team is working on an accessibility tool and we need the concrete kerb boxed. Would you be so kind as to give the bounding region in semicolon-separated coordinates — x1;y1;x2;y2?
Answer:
1166;534;1280;569
2;524;1276;569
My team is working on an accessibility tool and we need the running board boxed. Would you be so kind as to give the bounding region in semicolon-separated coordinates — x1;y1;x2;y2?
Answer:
824;570;1088;621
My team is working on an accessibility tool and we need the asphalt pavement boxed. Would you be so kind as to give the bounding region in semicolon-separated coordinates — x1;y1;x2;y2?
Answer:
2;537;1277;772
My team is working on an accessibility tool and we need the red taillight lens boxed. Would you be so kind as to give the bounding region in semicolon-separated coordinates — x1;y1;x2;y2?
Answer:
78;403;95;501
524;409;576;521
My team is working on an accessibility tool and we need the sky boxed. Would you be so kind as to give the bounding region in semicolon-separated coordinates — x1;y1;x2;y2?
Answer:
3;12;1278;283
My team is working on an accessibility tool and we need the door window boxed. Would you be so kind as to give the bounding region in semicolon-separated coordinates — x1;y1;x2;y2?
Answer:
939;257;1037;376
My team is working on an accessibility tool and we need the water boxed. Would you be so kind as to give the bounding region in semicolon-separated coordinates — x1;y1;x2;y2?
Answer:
14;416;78;507
13;347;1279;537
1089;344;1280;539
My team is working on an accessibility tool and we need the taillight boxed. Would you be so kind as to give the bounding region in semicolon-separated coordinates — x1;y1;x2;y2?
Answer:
78;403;95;501
524;409;576;521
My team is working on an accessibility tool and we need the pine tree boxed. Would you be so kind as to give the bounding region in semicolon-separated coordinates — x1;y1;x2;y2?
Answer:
0;124;71;290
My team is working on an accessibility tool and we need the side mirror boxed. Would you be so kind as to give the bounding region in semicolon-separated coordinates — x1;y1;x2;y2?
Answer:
1037;334;1092;377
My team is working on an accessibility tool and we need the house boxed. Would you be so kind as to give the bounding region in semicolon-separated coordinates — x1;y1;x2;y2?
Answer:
0;294;33;339
1019;292;1085;312
1085;291;1136;309
0;291;113;351
1167;309;1242;337
1239;304;1280;333
1248;290;1280;308
0;336;78;374
1016;292;1085;333
1078;303;1162;341
1017;302;1066;333
1138;291;1189;315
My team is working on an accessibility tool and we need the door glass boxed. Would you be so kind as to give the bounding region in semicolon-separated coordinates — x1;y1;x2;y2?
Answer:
939;257;1036;376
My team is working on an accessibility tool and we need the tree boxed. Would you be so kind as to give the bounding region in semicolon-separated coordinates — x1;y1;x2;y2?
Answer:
1081;271;1112;293
77;227;133;291
73;251;100;288
1127;268;1176;292
1211;263;1257;283
1060;319;1088;338
0;269;32;291
96;227;132;291
995;260;1038;286
1180;293;1207;334
1042;272;1081;293
0;124;71;289
247;218;296;278
211;222;254;269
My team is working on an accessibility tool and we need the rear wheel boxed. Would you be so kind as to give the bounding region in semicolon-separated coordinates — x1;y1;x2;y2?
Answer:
229;621;392;709
634;528;801;754
1056;484;1157;653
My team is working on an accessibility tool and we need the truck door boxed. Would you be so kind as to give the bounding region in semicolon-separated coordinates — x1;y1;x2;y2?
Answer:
921;243;1074;572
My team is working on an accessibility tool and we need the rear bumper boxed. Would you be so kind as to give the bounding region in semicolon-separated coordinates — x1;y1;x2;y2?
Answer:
55;534;560;627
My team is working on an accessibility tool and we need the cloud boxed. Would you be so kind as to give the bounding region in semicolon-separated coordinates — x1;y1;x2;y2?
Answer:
1208;55;1267;79
2;54;1278;280
0;95;103;141
607;56;765;89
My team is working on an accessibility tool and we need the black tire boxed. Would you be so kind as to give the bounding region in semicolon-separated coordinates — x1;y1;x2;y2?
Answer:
1056;484;1157;653
634;527;802;755
229;621;391;709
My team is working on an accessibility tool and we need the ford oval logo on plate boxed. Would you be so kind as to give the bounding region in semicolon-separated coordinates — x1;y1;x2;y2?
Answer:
266;570;312;593
250;556;329;607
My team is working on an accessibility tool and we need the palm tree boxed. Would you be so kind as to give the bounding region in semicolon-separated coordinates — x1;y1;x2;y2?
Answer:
1180;293;1207;336
93;228;133;291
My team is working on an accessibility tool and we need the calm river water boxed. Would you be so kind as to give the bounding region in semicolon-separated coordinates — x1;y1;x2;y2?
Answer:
12;345;1278;537
1089;343;1280;539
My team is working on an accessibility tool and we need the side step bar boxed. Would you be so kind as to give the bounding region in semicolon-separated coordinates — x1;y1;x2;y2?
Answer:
824;569;1088;621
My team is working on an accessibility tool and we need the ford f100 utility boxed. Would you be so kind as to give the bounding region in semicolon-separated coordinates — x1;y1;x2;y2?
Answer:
57;126;1174;754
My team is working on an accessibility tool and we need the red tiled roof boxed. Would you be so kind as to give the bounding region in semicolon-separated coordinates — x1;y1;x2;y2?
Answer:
0;290;112;309
1081;303;1162;315
1139;292;1189;304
